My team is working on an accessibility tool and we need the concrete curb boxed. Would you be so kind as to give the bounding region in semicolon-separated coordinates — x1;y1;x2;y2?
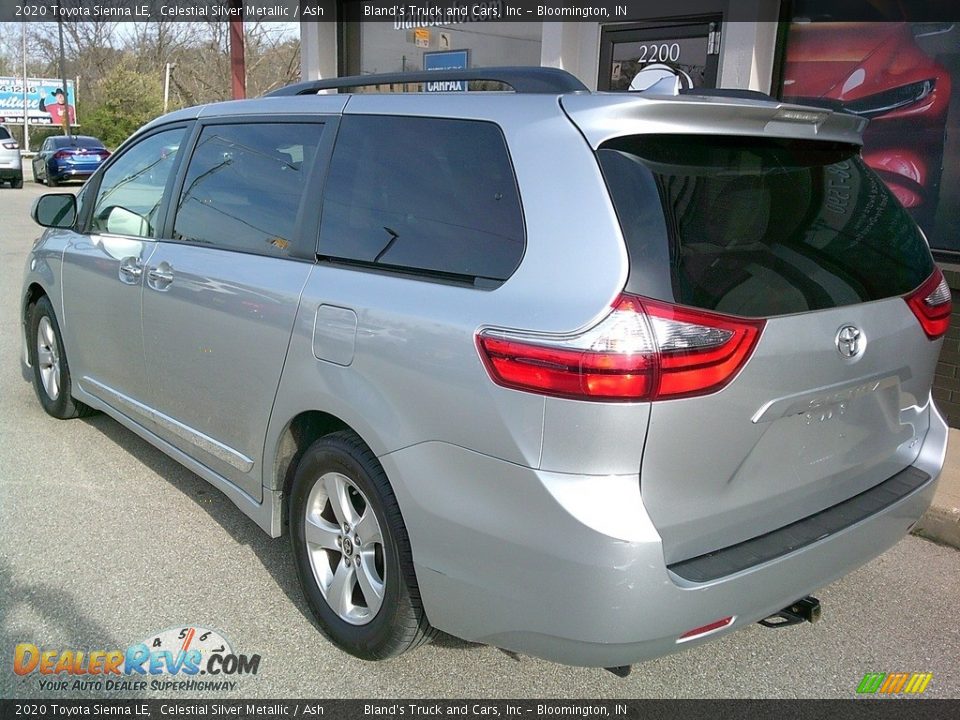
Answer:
910;427;960;549
913;505;960;548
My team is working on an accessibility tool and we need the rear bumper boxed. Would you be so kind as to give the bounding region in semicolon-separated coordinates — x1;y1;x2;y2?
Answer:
51;167;93;181
381;398;946;667
0;166;22;179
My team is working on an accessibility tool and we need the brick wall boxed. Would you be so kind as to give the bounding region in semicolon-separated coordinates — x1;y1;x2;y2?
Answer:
933;266;960;427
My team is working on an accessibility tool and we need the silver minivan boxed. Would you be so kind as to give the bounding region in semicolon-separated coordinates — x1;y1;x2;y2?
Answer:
21;68;949;672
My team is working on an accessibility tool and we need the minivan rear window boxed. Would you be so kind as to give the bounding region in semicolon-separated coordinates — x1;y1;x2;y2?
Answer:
598;135;934;317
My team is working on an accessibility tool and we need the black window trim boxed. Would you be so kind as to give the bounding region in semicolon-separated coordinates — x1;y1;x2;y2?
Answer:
78;121;193;239
317;255;507;290
160;114;340;263
314;113;527;289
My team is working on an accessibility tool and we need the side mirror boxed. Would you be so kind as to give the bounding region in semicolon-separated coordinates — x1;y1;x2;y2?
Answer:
31;194;77;229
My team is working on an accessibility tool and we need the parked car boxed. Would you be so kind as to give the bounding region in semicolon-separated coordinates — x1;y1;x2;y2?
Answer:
21;68;949;672
0;123;23;188
782;21;952;228
31;134;110;186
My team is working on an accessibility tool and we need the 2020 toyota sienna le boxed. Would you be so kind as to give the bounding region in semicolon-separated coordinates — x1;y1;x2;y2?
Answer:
22;68;949;672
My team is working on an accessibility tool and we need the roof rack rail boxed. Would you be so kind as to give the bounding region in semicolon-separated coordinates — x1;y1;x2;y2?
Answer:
264;67;589;97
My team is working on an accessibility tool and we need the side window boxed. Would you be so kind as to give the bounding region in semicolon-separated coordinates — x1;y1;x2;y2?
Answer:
318;115;525;283
90;127;185;238
172;122;323;256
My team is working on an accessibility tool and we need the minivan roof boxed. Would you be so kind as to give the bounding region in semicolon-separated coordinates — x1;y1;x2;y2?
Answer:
144;67;867;149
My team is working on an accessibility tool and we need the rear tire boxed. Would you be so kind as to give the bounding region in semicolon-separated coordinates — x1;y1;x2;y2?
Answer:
45;173;58;187
12;176;23;189
289;430;434;660
27;296;95;420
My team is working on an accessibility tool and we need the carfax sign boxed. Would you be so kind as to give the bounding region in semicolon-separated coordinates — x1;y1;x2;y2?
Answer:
0;77;77;125
423;49;470;92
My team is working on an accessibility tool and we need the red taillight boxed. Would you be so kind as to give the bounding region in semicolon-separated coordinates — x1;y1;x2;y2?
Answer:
53;149;72;159
476;294;764;402
905;268;951;340
1;141;17;150
647;300;766;399
677;616;734;642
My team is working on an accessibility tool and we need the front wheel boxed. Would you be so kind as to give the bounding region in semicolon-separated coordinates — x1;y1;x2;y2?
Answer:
27;296;94;419
289;431;434;660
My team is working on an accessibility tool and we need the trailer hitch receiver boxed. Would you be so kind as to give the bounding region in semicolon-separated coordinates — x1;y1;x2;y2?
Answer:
758;596;821;628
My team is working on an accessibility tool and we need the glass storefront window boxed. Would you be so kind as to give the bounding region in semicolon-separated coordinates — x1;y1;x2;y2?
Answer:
343;22;542;77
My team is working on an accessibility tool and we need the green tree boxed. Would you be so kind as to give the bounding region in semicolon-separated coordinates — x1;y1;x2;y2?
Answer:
82;63;163;148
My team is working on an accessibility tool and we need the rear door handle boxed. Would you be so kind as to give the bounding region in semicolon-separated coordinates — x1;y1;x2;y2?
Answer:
147;263;174;289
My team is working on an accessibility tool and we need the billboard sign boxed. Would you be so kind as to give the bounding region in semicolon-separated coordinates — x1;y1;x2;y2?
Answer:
0;78;77;126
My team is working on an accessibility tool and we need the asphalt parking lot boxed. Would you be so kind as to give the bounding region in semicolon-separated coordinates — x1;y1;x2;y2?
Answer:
1;174;959;699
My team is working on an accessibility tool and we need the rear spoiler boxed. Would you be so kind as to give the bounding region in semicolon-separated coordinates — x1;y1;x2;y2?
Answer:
560;93;868;149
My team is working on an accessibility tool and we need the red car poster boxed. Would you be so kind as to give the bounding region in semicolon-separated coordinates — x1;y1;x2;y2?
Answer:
782;14;959;252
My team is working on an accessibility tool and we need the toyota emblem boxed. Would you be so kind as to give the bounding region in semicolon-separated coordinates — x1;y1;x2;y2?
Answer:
836;325;863;358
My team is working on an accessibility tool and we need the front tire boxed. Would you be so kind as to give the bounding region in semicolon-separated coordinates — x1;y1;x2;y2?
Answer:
27;296;94;419
289;431;434;660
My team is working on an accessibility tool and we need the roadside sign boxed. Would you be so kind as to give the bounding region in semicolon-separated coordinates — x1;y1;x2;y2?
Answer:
423;50;470;93
0;77;77;125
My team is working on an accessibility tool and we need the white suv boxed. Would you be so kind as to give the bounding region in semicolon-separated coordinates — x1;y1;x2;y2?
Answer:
0;124;23;188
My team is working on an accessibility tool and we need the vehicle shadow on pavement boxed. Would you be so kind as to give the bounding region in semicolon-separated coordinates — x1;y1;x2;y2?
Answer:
0;558;149;699
77;413;487;655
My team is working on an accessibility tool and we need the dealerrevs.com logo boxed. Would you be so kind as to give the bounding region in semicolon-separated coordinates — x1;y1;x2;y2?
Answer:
13;626;260;692
856;672;934;695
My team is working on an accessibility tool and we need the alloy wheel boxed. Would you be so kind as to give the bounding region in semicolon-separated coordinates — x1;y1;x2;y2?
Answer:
36;316;61;400
304;471;386;625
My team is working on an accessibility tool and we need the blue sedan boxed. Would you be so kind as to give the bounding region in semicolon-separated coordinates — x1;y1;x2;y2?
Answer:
32;135;110;186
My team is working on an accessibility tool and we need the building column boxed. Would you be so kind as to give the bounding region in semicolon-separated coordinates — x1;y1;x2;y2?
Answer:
716;21;781;93
300;22;339;81
540;23;602;90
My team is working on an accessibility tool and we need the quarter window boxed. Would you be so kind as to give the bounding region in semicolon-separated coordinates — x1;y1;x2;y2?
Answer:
318;115;525;283
173;123;323;256
90;127;185;238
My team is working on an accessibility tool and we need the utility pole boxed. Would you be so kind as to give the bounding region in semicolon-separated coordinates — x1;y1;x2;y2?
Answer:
56;0;71;137
229;0;246;100
21;23;28;152
164;62;176;113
